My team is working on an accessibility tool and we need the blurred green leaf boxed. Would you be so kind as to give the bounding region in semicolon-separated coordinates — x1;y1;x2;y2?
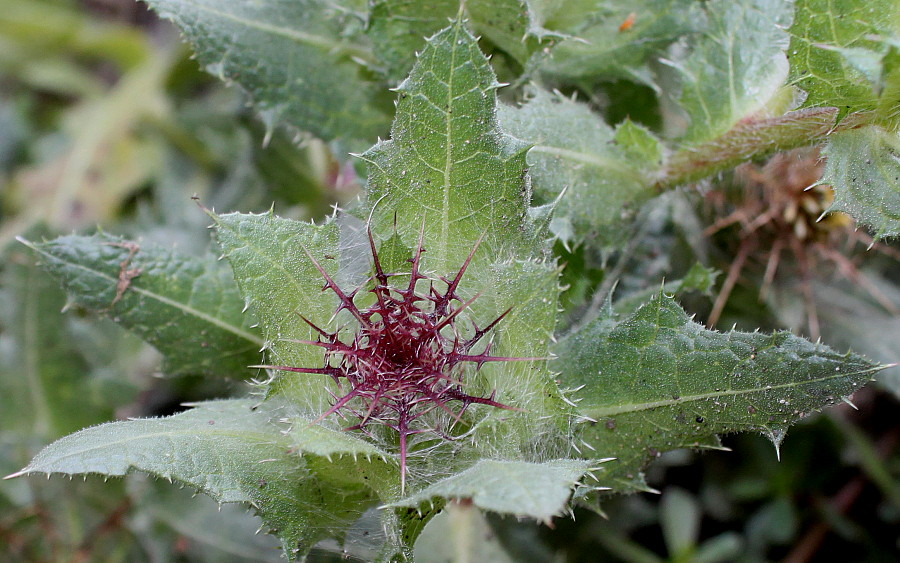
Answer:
128;479;283;562
22;233;263;378
1;52;171;246
660;487;700;558
368;0;536;83
414;502;515;563
536;0;705;84
0;234;114;440
143;0;390;142
804;274;900;398
0;0;149;92
366;0;459;82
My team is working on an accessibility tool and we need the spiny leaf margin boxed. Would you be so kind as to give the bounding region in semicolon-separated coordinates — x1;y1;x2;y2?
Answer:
557;291;881;492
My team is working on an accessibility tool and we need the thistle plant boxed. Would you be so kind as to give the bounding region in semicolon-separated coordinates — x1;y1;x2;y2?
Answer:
256;226;531;492
4;1;898;561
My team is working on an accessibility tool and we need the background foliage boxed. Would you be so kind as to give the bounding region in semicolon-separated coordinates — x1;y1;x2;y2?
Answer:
1;0;898;561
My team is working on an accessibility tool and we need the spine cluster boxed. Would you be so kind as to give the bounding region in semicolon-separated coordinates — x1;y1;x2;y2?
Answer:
262;228;528;490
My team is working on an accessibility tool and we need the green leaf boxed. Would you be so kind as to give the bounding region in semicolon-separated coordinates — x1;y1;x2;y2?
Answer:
556;292;881;492
355;21;571;451
0;234;114;440
667;0;794;145
660;488;701;557
357;19;533;275
414;501;515;563
211;211;340;409
20;233;263;378
367;0;537;83
366;0;459;82
535;0;705;84
788;0;900;121
614;118;663;166
388;459;591;522
467;0;538;66
7;400;375;559
143;0;390;142
818;126;900;239
499;88;657;246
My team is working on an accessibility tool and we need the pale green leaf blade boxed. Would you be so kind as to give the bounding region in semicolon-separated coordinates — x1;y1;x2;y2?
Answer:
536;0;705;83
143;0;389;141
281;412;401;506
669;0;794;145
8;400;374;558
787;0;900;121
388;459;590;521
819;126;900;239
660;488;701;556
358;20;570;461
358;19;532;275
211;211;339;409
557;293;881;492
286;419;391;461
499;89;657;246
20;234;263;378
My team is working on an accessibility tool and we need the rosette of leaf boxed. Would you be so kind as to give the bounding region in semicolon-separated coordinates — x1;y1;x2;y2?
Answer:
8;17;885;563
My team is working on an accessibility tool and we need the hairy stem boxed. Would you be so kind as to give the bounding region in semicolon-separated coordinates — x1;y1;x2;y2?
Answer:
655;109;875;190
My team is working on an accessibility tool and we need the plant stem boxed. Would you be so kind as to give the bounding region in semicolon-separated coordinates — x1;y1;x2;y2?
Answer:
655;109;875;190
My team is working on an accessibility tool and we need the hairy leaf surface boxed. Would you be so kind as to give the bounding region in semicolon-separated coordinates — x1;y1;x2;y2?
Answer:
358;19;533;274
788;0;900;121
557;293;880;492
668;0;793;145
357;21;570;455
211;212;339;409
21;234;263;378
8;400;375;557
499;89;658;246
389;459;590;522
819;126;900;239
143;0;389;142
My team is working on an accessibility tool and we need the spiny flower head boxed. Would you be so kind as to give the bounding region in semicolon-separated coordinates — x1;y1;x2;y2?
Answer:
259;226;531;491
